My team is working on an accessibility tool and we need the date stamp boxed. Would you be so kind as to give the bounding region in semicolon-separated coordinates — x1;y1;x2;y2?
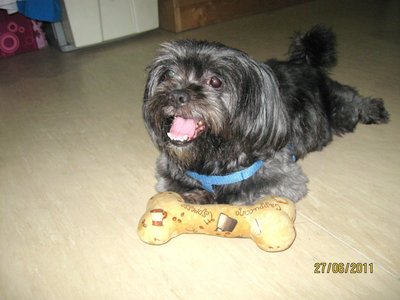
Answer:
314;262;374;274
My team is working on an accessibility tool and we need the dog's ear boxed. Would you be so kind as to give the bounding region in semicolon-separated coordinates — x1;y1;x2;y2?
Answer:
142;56;168;149
143;62;162;102
143;43;174;101
232;59;289;153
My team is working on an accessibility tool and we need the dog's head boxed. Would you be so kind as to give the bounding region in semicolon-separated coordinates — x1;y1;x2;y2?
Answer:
143;40;288;169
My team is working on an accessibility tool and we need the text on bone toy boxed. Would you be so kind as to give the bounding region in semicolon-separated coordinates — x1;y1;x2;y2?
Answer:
235;201;282;216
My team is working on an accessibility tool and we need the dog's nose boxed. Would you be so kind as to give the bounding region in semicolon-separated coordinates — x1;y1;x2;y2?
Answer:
168;90;190;105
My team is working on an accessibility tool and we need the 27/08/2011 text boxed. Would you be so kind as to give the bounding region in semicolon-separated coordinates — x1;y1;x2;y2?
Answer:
314;262;374;274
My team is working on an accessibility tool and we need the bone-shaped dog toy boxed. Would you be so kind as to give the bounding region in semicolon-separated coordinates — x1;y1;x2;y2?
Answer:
137;192;296;252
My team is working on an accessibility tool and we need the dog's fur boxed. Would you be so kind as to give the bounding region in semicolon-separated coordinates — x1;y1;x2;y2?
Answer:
143;25;389;204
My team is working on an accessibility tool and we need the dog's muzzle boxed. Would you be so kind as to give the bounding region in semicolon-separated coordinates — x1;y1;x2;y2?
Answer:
163;89;207;146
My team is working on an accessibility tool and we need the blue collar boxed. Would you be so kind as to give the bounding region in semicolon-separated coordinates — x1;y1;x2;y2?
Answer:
186;160;264;193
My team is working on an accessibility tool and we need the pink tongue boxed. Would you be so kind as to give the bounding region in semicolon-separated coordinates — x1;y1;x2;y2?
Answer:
169;117;196;139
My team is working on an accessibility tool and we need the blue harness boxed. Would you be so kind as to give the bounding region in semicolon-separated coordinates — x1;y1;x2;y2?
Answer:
185;146;297;193
186;160;264;193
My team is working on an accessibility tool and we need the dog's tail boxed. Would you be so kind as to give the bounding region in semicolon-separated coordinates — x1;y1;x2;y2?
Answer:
288;25;337;71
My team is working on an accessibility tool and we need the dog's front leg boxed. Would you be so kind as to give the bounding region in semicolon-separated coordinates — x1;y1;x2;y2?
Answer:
182;189;216;204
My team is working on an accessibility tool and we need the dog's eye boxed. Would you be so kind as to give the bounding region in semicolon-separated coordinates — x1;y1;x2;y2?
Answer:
162;70;175;81
208;76;222;89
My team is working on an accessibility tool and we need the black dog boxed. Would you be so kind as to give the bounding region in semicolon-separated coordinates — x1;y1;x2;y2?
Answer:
142;25;389;204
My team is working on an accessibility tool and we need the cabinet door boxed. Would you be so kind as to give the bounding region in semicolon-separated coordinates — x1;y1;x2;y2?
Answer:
131;0;158;32
63;0;102;47
99;0;138;41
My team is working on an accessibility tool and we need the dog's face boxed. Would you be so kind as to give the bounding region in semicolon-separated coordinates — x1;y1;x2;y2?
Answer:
143;40;288;169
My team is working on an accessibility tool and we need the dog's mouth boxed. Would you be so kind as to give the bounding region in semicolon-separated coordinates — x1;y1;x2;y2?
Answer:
166;116;206;146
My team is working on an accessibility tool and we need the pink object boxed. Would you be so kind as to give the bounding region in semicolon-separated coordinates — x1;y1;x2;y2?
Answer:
32;20;47;49
0;10;47;58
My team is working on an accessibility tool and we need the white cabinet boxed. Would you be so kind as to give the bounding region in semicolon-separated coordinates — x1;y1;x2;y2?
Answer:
132;0;159;32
54;0;158;50
100;0;137;41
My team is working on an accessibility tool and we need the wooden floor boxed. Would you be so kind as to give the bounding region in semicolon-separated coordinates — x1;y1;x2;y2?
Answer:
1;0;399;299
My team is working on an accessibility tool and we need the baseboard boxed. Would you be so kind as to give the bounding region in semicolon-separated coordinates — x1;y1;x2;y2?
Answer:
158;0;312;32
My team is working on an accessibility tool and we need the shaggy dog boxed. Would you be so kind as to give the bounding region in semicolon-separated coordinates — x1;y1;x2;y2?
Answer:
142;25;389;204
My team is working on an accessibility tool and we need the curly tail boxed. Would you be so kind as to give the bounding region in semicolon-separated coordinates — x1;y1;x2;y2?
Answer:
288;25;337;71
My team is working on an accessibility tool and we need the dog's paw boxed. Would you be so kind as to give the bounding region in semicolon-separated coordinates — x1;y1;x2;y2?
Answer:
359;97;390;124
182;190;216;204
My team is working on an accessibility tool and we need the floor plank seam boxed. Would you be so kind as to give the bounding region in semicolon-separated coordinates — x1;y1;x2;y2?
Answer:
297;211;398;278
